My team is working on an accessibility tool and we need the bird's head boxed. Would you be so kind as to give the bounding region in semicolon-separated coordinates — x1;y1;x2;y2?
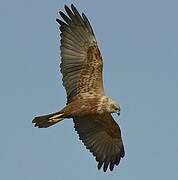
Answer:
107;98;120;116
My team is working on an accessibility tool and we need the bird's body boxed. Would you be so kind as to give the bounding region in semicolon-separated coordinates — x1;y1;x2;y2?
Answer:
33;4;125;172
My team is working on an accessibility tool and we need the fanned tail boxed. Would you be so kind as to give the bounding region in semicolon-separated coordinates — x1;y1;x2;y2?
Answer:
32;112;64;128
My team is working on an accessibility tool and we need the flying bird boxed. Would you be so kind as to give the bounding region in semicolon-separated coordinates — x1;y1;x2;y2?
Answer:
32;4;125;172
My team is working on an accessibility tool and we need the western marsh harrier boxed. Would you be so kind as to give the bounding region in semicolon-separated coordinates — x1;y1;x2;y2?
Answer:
32;4;125;172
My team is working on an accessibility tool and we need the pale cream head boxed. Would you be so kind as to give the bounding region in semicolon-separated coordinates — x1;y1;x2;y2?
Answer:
107;98;120;115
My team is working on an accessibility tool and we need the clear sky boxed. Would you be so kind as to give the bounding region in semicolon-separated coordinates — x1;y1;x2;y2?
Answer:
0;0;178;179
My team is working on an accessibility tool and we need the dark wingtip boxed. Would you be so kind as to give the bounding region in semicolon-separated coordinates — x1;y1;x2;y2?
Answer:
56;18;61;24
71;4;77;12
59;11;64;17
81;12;85;18
109;163;115;171
56;18;68;27
97;161;103;170
121;143;125;158
103;162;109;172
64;5;70;12
115;156;121;166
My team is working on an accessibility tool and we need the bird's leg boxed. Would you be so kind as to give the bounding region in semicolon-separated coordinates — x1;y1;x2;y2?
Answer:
32;112;65;128
48;113;64;122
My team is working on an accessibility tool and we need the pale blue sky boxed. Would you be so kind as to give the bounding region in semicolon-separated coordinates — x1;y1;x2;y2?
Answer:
0;0;178;179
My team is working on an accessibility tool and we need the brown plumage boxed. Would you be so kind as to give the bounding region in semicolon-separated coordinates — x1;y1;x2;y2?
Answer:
32;4;125;172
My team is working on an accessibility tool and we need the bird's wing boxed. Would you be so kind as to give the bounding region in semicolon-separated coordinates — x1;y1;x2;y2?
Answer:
73;113;125;172
56;5;104;103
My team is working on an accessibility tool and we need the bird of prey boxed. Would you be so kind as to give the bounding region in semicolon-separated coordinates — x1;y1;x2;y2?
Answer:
32;4;125;172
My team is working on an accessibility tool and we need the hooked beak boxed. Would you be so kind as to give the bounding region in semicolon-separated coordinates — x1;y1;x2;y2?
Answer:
117;112;120;116
117;108;120;116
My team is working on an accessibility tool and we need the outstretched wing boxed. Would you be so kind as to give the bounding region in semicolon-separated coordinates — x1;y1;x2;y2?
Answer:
56;5;104;103
73;114;125;172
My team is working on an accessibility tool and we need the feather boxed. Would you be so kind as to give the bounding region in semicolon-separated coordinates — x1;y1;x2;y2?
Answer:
82;13;95;37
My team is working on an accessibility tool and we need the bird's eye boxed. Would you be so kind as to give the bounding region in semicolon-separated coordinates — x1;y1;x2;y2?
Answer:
115;108;118;111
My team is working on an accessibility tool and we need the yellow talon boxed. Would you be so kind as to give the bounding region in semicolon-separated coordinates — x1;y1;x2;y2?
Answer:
49;113;64;120
48;118;59;123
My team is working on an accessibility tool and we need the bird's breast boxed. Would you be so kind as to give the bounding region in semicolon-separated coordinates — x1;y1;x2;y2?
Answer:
66;97;103;117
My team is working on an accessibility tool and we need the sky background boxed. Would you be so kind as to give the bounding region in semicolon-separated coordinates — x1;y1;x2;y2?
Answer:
0;0;178;179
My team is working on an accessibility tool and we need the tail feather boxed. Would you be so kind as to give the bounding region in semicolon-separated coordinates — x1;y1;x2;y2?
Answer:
32;112;64;128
